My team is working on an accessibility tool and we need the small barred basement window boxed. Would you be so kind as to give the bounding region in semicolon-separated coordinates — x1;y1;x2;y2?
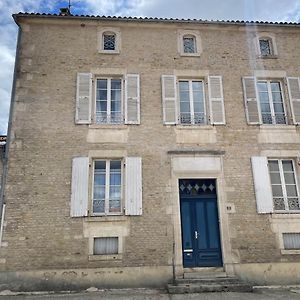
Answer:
283;233;300;250
93;237;118;255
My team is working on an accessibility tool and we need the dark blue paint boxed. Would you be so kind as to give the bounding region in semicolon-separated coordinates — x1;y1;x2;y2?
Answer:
180;193;222;268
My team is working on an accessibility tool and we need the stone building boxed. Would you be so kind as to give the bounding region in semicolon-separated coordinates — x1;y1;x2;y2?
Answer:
0;11;300;291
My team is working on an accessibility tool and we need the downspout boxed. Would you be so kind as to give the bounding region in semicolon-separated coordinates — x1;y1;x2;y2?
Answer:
0;20;22;231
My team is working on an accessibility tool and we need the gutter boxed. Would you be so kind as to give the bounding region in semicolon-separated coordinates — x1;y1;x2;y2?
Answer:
0;23;22;227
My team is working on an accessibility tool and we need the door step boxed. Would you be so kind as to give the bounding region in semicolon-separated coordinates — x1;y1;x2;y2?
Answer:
167;273;253;294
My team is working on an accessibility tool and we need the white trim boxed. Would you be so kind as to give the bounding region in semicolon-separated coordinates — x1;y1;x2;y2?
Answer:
0;204;6;247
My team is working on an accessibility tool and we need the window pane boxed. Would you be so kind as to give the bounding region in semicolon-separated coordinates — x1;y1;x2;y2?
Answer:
284;173;296;184
97;79;107;89
271;82;281;92
111;100;121;112
180;102;190;113
270;172;281;185
111;89;121;102
94;237;118;255
109;186;121;200
96;101;107;112
193;101;204;113
273;103;284;113
192;81;202;91
93;200;105;213
257;82;268;92
93;186;105;199
111;79;121;90
98;90;107;101
258;92;270;103
282;160;293;172
179;81;189;91
260;103;271;112
286;185;298;197
110;160;121;170
179;91;189;102
268;160;279;172
272;185;283;197
109;200;121;213
261;113;273;124
95;161;106;170
94;174;105;185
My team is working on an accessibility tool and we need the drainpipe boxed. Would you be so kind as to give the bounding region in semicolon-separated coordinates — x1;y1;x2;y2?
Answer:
0;21;22;229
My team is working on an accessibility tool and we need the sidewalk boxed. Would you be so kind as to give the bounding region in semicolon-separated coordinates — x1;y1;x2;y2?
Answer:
0;287;300;300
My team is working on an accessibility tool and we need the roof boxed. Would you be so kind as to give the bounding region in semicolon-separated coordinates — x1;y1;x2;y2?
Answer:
12;12;300;27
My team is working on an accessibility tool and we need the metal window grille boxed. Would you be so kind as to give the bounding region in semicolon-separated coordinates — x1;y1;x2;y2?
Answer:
94;237;118;255
183;37;196;53
259;39;272;56
103;34;116;50
283;233;300;249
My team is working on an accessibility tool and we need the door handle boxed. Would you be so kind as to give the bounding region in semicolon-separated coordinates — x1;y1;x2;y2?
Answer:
195;231;198;239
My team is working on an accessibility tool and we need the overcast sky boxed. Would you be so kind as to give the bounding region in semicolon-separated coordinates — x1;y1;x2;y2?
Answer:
1;0;300;134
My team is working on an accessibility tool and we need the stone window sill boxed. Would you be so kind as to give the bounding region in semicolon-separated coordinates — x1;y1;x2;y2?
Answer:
257;55;278;59
281;249;300;255
271;213;300;219
88;254;122;261
89;124;128;129
175;125;216;130
98;50;120;55
86;215;127;222
259;125;296;130
179;52;201;57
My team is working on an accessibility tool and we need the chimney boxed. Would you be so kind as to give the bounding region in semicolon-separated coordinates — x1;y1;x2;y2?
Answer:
59;7;71;16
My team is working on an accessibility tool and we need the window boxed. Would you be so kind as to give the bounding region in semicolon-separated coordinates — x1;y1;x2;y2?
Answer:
96;78;123;124
254;33;277;58
178;30;202;56
268;159;300;211
93;237;118;255
283;233;300;250
161;75;225;125
98;27;120;54
178;80;206;124
103;33;116;51
259;38;272;56
93;160;122;215
183;35;196;53
75;73;140;125
257;80;286;124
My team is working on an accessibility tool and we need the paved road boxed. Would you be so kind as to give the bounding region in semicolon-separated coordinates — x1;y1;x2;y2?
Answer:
0;288;300;299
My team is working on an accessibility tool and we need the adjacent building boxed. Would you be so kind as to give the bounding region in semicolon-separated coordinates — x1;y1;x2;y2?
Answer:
0;11;300;290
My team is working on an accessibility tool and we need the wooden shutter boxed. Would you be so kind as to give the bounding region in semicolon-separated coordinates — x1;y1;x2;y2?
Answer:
70;157;89;217
208;76;225;124
287;77;300;124
76;73;92;124
125;157;142;216
251;156;274;214
125;74;140;124
162;75;177;124
242;77;261;124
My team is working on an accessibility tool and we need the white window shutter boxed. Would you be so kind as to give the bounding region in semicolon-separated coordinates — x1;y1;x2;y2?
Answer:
208;76;226;124
125;74;140;124
242;77;261;124
162;75;177;124
71;157;89;217
287;77;300;124
251;157;274;214
75;73;92;124
125;157;142;216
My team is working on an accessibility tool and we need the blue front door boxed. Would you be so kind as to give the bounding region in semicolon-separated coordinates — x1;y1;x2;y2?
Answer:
179;179;222;268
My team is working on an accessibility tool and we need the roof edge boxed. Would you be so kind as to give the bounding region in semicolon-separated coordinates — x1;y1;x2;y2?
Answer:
12;12;300;27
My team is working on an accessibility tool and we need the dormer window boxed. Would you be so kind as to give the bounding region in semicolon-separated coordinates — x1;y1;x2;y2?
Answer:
259;38;272;56
103;33;116;51
98;27;121;54
183;35;196;53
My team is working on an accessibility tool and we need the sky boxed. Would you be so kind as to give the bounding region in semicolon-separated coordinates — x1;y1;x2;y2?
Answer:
1;0;300;135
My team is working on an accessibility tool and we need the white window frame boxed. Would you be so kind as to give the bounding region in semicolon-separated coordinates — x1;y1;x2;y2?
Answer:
94;77;124;124
91;159;124;216
268;158;300;212
177;78;207;125
98;27;121;54
254;32;278;58
257;79;287;125
178;30;202;57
